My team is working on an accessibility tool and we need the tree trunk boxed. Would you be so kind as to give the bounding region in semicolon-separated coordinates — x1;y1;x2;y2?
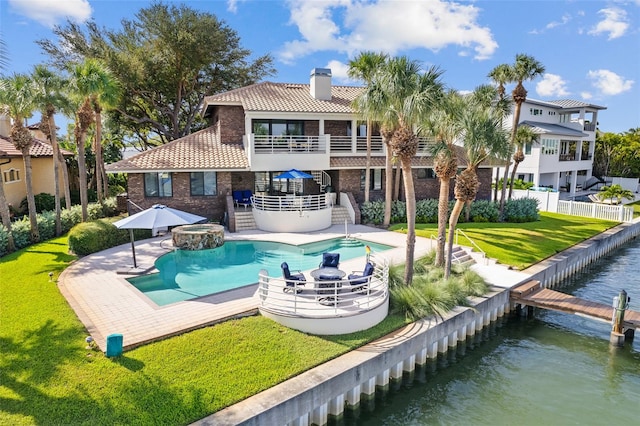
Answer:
393;164;401;200
21;150;40;243
401;158;416;285
435;176;451;267
77;133;89;221
57;149;72;210
383;143;393;227
492;168;499;203
364;119;371;203
445;199;465;278
508;158;521;200
48;114;62;236
498;158;510;218
0;174;16;252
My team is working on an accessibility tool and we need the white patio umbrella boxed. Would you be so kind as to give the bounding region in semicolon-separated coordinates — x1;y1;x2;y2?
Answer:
113;204;206;268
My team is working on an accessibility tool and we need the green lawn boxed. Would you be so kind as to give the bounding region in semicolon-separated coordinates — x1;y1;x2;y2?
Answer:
0;212;618;424
390;212;618;270
0;237;407;425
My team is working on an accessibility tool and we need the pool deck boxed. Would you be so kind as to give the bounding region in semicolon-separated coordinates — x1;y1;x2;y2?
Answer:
58;224;529;351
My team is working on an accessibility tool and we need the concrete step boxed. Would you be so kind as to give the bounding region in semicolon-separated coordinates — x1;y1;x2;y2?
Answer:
235;211;257;231
331;206;353;225
448;246;476;267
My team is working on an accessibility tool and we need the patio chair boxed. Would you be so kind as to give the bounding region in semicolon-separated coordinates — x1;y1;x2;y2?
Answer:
232;190;251;210
319;252;340;269
242;190;253;204
347;262;374;292
281;262;305;293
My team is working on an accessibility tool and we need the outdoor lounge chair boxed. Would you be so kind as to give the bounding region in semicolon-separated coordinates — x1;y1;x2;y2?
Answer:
232;190;251;209
281;262;305;293
319;252;340;269
347;262;374;292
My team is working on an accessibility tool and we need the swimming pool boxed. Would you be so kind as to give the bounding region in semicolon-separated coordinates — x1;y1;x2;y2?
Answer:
127;238;393;306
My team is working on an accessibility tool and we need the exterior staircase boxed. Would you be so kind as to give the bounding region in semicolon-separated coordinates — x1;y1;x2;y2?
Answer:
234;210;257;231
448;246;476;268
331;205;352;225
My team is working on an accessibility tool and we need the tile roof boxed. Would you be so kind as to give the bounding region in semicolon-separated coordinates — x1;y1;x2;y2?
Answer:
203;82;363;115
0;136;72;157
105;126;249;173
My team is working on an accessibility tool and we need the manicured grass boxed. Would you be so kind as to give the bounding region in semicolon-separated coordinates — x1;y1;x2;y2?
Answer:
0;237;407;425
390;212;618;270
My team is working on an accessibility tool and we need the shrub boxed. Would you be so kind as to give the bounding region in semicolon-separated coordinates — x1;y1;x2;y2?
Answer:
0;225;9;257
360;201;385;225
37;211;57;241
415;199;439;223
469;200;499;223
68;219;151;256
503;197;539;222
20;193;56;214
390;200;406;223
9;218;33;249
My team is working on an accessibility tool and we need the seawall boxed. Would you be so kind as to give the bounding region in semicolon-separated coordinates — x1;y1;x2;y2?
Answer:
196;219;640;426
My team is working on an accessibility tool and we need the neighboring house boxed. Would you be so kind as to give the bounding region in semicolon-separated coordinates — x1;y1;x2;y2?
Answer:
106;68;493;225
501;99;606;193
0;134;71;209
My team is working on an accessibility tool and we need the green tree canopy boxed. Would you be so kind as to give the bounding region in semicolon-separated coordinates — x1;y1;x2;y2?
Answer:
38;2;275;147
594;129;640;178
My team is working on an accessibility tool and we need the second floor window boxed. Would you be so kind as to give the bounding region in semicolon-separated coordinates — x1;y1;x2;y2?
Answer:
190;172;217;196
253;120;304;136
144;172;172;197
541;138;558;155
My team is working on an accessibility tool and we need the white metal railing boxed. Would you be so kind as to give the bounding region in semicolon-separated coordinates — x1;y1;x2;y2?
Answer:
455;228;487;264
251;193;330;212
557;200;634;222
355;136;384;153
311;170;331;191
252;135;327;154
257;255;389;316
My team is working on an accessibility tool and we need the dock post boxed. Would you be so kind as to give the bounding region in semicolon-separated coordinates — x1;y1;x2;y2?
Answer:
610;290;629;347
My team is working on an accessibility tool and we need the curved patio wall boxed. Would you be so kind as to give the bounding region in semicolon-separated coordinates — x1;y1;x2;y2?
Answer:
253;208;332;232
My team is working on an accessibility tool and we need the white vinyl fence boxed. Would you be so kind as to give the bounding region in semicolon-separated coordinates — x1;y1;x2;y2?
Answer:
557;200;633;222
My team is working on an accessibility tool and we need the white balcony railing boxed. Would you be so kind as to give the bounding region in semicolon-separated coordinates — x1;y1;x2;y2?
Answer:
251;193;330;212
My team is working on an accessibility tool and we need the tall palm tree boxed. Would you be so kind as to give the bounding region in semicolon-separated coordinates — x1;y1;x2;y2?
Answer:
507;125;539;199
32;65;71;236
488;63;515;205
506;54;545;202
378;57;444;284
348;51;388;203
0;74;40;242
424;90;464;267
445;86;510;278
69;59;119;212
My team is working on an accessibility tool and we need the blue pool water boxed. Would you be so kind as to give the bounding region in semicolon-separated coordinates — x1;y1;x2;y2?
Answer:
127;238;392;306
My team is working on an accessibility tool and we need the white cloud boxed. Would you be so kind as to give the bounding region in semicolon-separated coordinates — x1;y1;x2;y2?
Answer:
279;0;497;64
8;0;91;27
580;91;593;100
587;69;634;95
227;0;248;14
536;74;570;97
325;60;352;83
588;8;629;40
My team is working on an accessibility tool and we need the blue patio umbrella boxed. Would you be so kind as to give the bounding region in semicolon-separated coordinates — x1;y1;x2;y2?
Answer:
274;169;314;180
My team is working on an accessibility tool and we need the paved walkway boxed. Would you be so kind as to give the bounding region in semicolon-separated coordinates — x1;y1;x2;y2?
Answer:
58;224;529;351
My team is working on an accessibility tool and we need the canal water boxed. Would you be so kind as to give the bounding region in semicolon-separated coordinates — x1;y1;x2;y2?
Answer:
344;237;640;425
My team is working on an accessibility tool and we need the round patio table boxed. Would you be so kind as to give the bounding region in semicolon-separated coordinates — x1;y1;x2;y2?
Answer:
310;268;346;306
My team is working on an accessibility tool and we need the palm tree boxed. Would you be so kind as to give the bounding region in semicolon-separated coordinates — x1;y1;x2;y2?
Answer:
597;184;634;204
348;51;388;203
505;54;545;202
0;74;40;242
424;90;464;267
507;125;539;199
445;86;510;278
488;63;515;204
378;57;444;284
32;65;71;236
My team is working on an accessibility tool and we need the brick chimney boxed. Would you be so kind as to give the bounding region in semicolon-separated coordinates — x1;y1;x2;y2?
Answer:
309;68;332;101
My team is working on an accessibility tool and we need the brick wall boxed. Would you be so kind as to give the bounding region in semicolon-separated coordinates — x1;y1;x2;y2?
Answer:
215;106;245;144
128;172;234;222
324;120;349;137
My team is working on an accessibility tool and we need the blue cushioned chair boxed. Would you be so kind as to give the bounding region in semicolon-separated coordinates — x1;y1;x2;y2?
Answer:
319;252;340;269
347;262;374;292
281;262;305;293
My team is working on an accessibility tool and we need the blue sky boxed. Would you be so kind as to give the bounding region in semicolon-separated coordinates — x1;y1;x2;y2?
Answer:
1;0;638;133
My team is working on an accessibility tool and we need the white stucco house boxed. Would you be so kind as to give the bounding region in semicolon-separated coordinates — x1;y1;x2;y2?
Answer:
498;99;606;193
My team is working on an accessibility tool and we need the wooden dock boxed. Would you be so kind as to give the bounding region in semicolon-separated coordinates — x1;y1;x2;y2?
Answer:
510;280;640;330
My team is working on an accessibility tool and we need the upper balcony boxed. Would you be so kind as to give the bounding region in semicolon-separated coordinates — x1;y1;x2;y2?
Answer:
246;134;434;170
